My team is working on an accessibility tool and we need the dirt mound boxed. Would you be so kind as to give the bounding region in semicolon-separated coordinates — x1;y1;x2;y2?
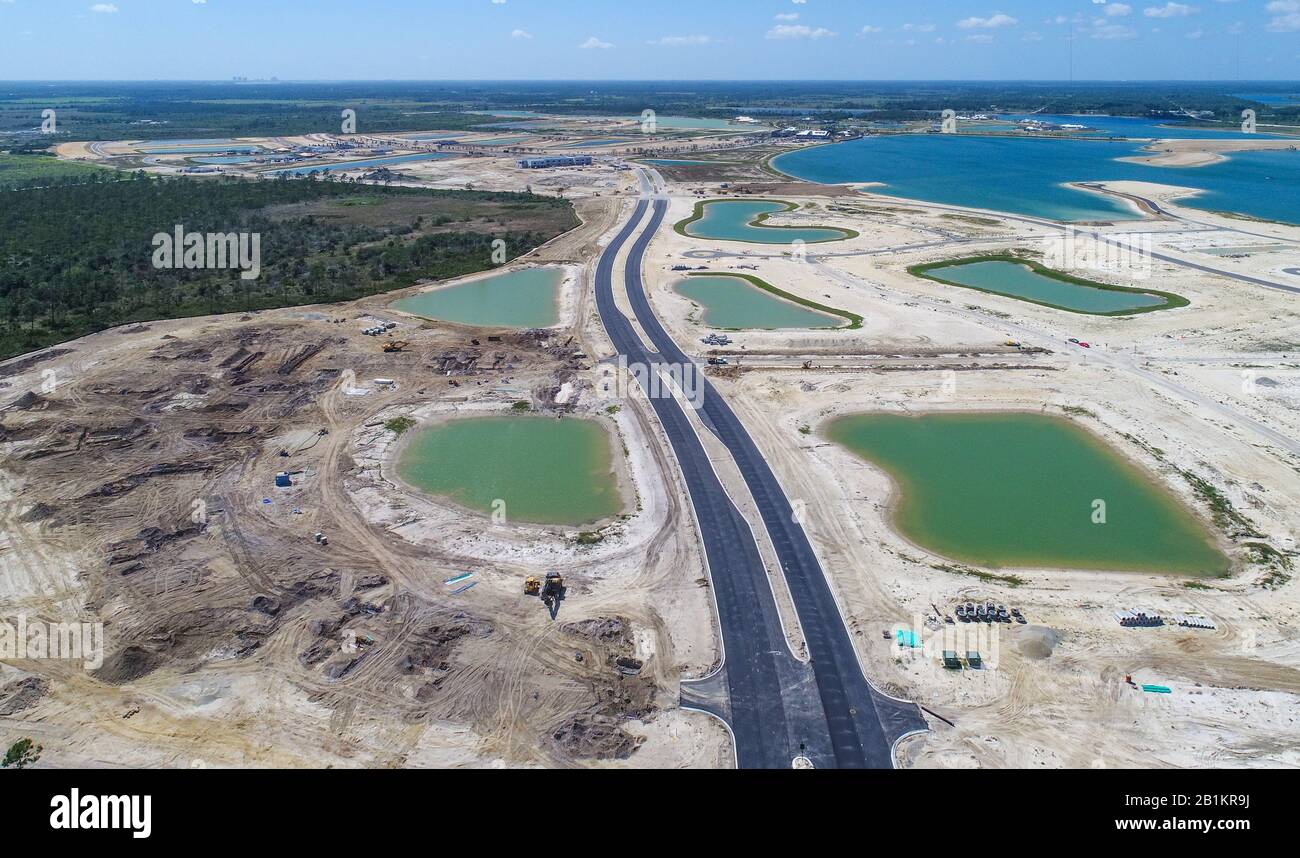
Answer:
1016;626;1061;660
0;677;49;716
4;391;49;411
547;712;644;760
18;503;58;524
95;646;165;684
95;609;274;684
561;616;631;647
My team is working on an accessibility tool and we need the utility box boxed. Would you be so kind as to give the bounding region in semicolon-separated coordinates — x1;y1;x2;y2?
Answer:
275;472;292;488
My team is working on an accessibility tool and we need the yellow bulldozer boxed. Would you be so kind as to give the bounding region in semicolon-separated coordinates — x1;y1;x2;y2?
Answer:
524;573;566;612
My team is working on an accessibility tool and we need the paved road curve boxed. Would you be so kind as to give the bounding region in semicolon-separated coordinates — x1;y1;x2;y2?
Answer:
593;194;924;768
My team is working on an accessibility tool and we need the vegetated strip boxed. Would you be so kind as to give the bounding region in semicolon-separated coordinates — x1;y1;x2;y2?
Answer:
0;153;111;188
907;253;1189;316
0;174;577;361
673;197;859;243
687;271;863;329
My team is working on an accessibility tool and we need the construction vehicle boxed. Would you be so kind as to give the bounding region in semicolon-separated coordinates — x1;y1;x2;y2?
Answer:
540;572;565;609
523;576;542;597
383;341;409;353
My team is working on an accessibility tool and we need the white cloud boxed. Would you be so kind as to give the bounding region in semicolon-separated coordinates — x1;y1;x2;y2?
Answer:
1105;3;1132;16
510;29;532;39
1266;0;1300;32
579;36;613;49
860;24;883;34
1143;3;1196;17
957;13;1018;29
766;24;836;39
90;3;118;12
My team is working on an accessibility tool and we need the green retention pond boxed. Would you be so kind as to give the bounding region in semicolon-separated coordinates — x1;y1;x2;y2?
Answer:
676;199;857;245
675;273;858;330
909;256;1187;316
826;412;1228;575
390;267;563;328
396;416;624;526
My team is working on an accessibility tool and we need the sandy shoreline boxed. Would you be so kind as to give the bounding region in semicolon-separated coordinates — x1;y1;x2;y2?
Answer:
1121;136;1300;168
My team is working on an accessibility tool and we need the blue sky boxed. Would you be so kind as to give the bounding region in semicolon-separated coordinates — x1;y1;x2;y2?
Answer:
1;0;1298;80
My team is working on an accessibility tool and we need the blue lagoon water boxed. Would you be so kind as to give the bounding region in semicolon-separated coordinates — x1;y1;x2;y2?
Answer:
1232;93;1300;106
773;134;1300;224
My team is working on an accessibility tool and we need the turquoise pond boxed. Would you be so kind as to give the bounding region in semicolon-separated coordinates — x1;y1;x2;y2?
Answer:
400;132;468;141
683;200;851;244
918;261;1171;314
390;267;564;328
642;159;735;166
191;155;261;164
137;138;240;146
675;275;841;329
141;144;263;154
559;138;634;148
773;134;1300;224
473;136;534;146
267;152;456;175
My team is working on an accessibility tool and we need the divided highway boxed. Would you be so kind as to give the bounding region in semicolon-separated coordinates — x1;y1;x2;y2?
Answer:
593;194;924;768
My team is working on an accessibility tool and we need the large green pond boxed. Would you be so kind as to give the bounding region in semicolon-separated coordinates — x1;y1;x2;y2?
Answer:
396;416;623;526
914;259;1177;315
675;275;841;330
390;267;563;328
827;412;1228;575
679;200;852;245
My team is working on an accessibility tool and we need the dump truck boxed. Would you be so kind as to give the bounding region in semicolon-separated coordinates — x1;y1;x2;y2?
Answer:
540;572;565;609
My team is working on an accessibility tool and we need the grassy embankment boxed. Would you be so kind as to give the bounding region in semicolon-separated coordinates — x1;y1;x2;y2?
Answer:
908;253;1189;316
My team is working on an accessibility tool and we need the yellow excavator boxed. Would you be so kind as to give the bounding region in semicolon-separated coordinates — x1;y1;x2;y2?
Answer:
523;576;542;597
383;341;409;353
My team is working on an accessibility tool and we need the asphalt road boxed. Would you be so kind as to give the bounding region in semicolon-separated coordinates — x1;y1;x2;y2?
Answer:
594;194;924;768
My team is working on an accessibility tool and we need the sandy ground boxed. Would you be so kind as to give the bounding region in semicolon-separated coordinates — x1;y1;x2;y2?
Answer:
1119;136;1300;168
0;182;727;769
8;128;1299;769
637;176;1300;767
